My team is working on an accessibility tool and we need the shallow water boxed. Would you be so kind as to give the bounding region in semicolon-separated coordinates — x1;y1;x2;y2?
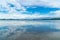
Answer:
0;20;60;40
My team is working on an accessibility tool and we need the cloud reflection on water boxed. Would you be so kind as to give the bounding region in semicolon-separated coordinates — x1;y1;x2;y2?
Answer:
0;20;60;40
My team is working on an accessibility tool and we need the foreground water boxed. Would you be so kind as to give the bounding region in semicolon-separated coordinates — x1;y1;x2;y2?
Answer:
0;20;60;40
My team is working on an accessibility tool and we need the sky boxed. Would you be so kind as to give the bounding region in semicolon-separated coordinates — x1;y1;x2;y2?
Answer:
0;0;60;19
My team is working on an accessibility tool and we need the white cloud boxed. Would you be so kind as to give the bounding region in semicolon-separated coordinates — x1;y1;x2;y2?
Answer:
0;0;52;19
50;10;60;17
0;13;50;19
18;0;60;8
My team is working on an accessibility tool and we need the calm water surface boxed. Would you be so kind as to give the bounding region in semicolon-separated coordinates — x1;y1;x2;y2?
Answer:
0;20;60;40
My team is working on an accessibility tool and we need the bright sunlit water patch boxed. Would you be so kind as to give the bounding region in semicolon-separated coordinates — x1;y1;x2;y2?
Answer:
0;20;60;40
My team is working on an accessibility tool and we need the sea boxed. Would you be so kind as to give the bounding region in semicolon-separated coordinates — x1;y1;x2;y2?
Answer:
0;20;60;40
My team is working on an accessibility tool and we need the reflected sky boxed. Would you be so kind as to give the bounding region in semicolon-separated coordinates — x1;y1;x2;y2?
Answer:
0;20;60;40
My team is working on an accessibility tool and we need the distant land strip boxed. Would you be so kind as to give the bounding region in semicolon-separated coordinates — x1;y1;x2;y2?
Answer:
0;18;60;21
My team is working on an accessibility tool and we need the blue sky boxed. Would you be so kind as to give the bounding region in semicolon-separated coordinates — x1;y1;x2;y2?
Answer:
0;0;60;19
25;6;60;14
